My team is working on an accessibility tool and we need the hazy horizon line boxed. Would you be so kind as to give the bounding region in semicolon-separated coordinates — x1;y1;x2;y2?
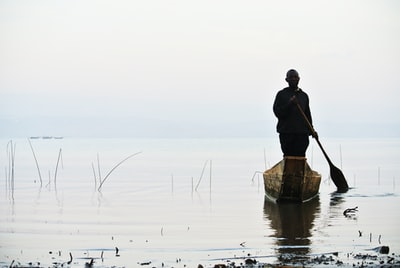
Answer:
1;115;398;139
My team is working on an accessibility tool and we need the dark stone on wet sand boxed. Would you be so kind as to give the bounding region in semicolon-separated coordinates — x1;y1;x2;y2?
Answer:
379;246;390;254
245;258;257;264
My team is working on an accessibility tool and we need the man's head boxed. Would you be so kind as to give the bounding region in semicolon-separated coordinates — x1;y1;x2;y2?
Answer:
285;69;300;88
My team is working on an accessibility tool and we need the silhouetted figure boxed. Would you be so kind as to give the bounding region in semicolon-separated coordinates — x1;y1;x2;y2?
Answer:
273;69;314;157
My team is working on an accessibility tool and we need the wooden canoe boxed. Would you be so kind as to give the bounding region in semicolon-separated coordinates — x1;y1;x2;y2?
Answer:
263;156;321;202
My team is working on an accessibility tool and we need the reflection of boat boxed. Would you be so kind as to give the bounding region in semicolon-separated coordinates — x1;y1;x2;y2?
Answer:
263;196;320;256
263;156;321;202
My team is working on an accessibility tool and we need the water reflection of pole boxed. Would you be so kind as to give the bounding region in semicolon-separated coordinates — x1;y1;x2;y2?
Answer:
263;197;320;258
329;190;346;207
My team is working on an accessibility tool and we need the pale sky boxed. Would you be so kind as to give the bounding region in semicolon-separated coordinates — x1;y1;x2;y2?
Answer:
1;0;399;138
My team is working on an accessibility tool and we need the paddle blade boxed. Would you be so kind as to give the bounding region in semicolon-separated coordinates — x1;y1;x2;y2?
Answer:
330;164;349;192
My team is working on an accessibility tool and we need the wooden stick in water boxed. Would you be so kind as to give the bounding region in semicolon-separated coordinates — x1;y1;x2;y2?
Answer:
91;162;97;189
97;153;101;186
28;139;42;187
209;160;212;193
195;160;208;191
54;149;62;186
98;151;142;191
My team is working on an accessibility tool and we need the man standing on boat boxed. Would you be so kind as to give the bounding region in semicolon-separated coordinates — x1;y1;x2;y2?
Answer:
273;69;316;157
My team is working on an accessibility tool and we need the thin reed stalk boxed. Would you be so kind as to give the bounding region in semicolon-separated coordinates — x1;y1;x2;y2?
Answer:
60;149;64;169
91;162;97;190
6;141;10;181
98;151;142;191
54;149;62;187
263;148;267;170
46;171;51;188
12;142;15;199
378;167;381;185
195;160;208;191
4;167;7;194
97;153;101;186
6;141;16;199
11;142;15;185
6;142;11;190
209;160;212;193
251;171;263;182
27;138;42;187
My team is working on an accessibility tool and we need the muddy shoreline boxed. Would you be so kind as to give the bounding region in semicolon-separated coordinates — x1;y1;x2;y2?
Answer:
3;249;400;268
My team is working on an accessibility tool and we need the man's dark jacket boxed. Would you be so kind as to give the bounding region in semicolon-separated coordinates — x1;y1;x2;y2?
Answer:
273;87;312;135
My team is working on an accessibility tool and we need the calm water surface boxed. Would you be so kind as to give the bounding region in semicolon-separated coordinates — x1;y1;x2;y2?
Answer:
0;138;399;267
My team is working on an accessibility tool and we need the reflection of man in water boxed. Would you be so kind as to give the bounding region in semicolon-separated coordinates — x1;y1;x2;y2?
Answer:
273;69;314;157
263;198;320;257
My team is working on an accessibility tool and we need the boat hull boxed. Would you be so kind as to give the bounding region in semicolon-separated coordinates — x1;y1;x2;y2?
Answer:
263;156;321;202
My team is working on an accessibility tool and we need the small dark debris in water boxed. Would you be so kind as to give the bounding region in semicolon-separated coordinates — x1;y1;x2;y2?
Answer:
388;256;395;263
245;258;257;265
375;246;390;254
198;264;204;268
139;261;152;265
354;253;378;260
343;206;358;216
239;241;246;247
312;254;335;265
276;252;339;266
115;246;120;257
85;258;94;268
380;247;390;255
67;252;73;264
358;230;363;237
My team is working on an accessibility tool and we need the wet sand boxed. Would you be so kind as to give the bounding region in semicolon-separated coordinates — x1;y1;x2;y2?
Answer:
2;247;400;267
